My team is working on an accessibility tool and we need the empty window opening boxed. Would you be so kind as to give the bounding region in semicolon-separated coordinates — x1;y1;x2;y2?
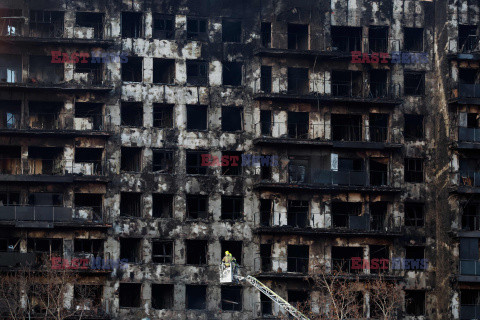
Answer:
369;26;388;53
152;194;173;218
287;245;309;272
222;20;241;42
339;157;365;172
27;147;63;175
369;70;388;98
223;62;242;86
187;195;208;219
331;70;363;97
186;240;208;265
461;290;480;317
404;28;423;51
73;285;102;310
370;158;388;186
119;283;141;308
331;114;362;141
186;150;207;174
75;147;102;163
260;66;272;93
459;68;479;84
260;243;272;272
406;246;425;260
405;202;424;227
122;12;142;38
288;157;308;184
222;106;243;132
0;100;20;129
0;54;21;83
122;57;143;82
120;238;141;263
0;9;23;36
404;114;424;140
120;192;142;217
29;11;64;38
404;72;425;95
370;202;388;231
75;102;104;130
187;18;207;40
153;104;174;128
405;290;425;316
288;290;310;311
153;59;175;84
0;146;21;174
74;193;102;221
186;105;207;131
152;149;174;173
287;200;309;228
0;191;20;206
221;286;242;311
186;285;206;310
405;158;424;183
260;199;273;226
261;22;271;48
186;60;208;85
152;240;173;264
261;164;272;180
463;203;480;231
76;12;104;38
74;239;103;255
74;59;103;84
27;238;62;255
260;110;272;135
221;196;243;220
459;25;478;53
29;55;63;84
369;113;389;142
221;241;242;265
332;202;364;230
331;26;362;52
28;101;63;130
121;147;142;172
466;113;480;128
288;67;309;95
369;245;389;274
260;292;272;315
221;151;242;176
332;246;363;273
287;111;309;139
28;193;63;206
288;23;308;50
152;284;174;309
153;14;174;39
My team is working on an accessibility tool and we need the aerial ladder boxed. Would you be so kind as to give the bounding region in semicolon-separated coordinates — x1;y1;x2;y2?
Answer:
220;263;310;320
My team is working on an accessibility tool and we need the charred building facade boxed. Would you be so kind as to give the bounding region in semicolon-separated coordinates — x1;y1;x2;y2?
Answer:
0;0;477;319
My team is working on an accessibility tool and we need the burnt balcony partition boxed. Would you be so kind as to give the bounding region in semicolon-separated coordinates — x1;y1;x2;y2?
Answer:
458;171;480;187
461;305;480;320
310;169;368;186
0;205;72;222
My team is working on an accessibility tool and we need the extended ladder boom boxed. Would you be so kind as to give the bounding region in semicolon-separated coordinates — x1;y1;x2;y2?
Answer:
237;275;310;320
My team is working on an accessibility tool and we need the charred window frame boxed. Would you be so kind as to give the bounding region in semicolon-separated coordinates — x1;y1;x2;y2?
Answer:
121;147;142;172
28;193;63;206
404;114;424;140
152;284;174;309
186;105;208;131
186;150;207;175
223;61;242;86
404;28;424;52
186;195;208;220
462;203;480;231
27;238;63;255
405;202;424;227
222;19;241;43
186;285;207;310
152;194;173;218
0;9;23;36
222;106;243;132
29;10;64;38
459;25;478;53
74;59;103;85
288;290;310;311
122;57;143;82
221;196;243;220
0;238;19;252
288;111;309;139
121;12;143;38
261;22;271;48
120;238;141;263
74;239;103;255
119;283;142;308
152;240;173;264
221;151;242;176
368;26;388;53
120;192;142;217
404;158;424;183
406;246;425;260
153;104;174;128
260;66;272;93
186;60;208;86
0;191;20;205
153;14;174;39
0;54;22;83
260;110;272;136
221;286;242;311
287;245;309;273
153;59;175;84
185;240;208;265
288;23;309;50
187;17;207;40
75;12;104;39
288;67;309;95
287;200;309;228
331;26;362;52
73;285;102;309
152;149;174;173
404;72;425;96
405;290;425;316
220;240;242;265
121;102;143;127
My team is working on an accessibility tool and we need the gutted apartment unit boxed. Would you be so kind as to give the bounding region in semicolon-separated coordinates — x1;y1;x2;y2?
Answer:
0;0;473;319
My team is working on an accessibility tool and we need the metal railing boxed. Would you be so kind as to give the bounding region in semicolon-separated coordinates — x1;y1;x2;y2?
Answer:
28;113;62;130
451;83;480;99
458;126;480;142
331;36;363;52
29;24;64;38
28;66;64;84
449;36;480;54
74;114;111;131
460;259;480;276
253;77;401;99
457;171;480;187
460;305;480;320
0;205;72;222
0;65;22;83
0;158;106;176
73;22;105;39
74;68;104;85
461;214;480;231
254;212;403;232
255;256;310;273
287;169;391;187
74;206;109;223
0;113;111;131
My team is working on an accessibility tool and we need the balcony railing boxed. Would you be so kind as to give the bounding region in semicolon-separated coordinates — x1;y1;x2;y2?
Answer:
461;214;480;231
458;171;480;187
255;212;403;232
452;84;480;99
460;259;480;276
458;126;480;142
286;169;391;187
255;122;400;143
255;256;311;273
74;206;107;223
0;252;37;267
449;36;480;54
461;305;480;320
0;205;73;222
0;113;111;131
0;158;106;176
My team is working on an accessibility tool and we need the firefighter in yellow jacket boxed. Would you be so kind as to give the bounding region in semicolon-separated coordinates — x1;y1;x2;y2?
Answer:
222;251;233;267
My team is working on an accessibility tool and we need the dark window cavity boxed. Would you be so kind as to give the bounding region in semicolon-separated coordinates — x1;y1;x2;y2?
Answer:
76;12;104;38
223;62;242;86
119;283;141;308
153;104;174;128
186;240;208;265
122;57;143;82
186;150;207;175
260;66;272;93
261;22;271;48
288;23;308;50
153;14;174;39
152;194;173;218
221;286;242;311
404;72;425;95
260;110;272;135
221;196;243;220
287;200;309;228
331;26;362;52
186;195;208;219
152;240;173;264
368;26;388;53
152;149;174;173
222;106;242;132
186;105;207;131
222;19;241;43
288;111;309;139
404;28;424;52
186;60;208;85
287;245;309;272
288;67;309;95
405;202;424;227
120;192;142;217
404;158;424;183
186;285;206;310
121;102;143;127
152;284;174;309
153;59;175;84
187;18;207;40
120;238;141;263
405;290;425;316
404;114;424;140
220;240;242;265
121;147;142;172
122;12;143;38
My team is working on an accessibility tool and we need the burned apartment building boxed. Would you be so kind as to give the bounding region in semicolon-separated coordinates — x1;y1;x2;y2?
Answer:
0;0;479;319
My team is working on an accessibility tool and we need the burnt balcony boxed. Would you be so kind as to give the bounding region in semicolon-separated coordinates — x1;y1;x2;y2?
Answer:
0;252;36;267
450;84;480;103
461;305;480;320
254;122;401;149
455;171;480;193
460;259;480;276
